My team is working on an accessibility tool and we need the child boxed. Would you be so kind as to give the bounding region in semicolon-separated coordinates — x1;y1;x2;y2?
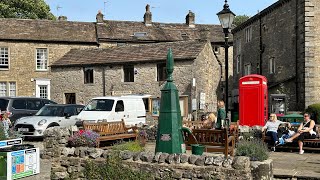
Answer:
1;112;11;138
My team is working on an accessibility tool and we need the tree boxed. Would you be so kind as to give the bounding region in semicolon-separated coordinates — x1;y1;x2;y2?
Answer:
233;15;250;27
0;0;55;20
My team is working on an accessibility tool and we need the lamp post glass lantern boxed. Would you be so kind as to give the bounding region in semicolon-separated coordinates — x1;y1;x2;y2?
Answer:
217;0;235;122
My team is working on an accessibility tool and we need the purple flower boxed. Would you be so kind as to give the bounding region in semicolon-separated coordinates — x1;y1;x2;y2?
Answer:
68;130;100;147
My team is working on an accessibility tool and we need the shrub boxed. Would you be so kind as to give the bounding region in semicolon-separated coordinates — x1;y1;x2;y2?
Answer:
111;141;144;152
84;152;152;180
68;130;99;147
305;103;320;123
236;138;269;161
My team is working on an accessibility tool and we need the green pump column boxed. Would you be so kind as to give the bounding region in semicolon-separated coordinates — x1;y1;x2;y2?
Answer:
155;48;185;154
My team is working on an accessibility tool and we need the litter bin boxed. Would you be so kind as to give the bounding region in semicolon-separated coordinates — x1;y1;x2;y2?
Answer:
191;144;205;155
0;138;40;180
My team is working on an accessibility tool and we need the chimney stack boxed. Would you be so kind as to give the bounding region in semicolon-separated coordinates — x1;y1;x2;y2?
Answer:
58;16;67;21
144;4;152;26
96;11;104;24
186;10;195;28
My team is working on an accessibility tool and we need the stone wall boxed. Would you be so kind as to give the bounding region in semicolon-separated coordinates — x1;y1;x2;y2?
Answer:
43;127;272;180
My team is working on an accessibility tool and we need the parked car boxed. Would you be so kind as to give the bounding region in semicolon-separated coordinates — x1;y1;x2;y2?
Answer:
14;104;84;137
0;97;57;124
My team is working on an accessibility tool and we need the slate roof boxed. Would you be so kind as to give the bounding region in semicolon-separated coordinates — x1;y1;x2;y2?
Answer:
97;20;227;43
0;18;97;43
51;40;208;67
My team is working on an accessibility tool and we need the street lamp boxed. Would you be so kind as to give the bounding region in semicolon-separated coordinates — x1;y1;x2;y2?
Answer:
217;0;235;121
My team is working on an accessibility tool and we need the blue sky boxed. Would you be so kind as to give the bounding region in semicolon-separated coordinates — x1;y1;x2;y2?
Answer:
45;0;277;24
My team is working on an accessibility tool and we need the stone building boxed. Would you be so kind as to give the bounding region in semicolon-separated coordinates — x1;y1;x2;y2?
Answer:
232;0;320;112
50;40;221;113
0;18;97;98
0;4;232;114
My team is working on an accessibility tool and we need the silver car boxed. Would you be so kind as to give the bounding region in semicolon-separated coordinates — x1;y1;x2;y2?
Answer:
14;104;84;137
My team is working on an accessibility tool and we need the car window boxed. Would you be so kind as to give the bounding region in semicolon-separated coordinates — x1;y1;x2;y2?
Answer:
27;99;42;110
0;99;9;111
84;99;114;111
12;99;27;109
115;100;124;112
36;106;64;116
43;99;57;105
64;106;76;116
76;106;83;114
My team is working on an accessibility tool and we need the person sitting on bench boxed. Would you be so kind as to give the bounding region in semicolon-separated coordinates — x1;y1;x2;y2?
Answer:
262;113;289;150
285;113;316;154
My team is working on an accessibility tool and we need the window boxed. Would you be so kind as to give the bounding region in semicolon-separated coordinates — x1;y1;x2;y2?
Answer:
84;67;94;84
245;27;252;43
157;63;166;81
12;100;26;109
269;57;276;74
36;48;48;70
27;99;42;110
39;85;48;99
133;32;147;37
9;82;16;97
236;55;241;74
0;47;9;69
244;64;251;75
115;100;124;112
0;82;16;96
123;65;134;82
236;39;241;54
0;82;6;96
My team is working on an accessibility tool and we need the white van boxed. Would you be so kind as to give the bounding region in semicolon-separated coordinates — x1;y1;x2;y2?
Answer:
76;95;147;126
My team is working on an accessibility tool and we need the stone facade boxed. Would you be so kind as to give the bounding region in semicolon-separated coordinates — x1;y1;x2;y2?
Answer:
0;42;96;97
232;0;320;111
50;41;221;113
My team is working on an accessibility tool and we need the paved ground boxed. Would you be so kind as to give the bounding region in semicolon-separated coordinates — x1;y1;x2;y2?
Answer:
19;141;320;180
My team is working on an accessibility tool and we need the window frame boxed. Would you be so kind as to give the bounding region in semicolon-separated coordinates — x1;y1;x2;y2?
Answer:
0;81;16;96
0;47;9;70
36;48;48;71
244;63;251;75
245;26;252;43
269;57;276;74
236;55;241;74
123;65;134;82
157;63;166;81
84;67;94;84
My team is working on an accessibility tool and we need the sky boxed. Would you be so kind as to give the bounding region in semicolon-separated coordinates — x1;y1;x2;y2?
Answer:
45;0;278;24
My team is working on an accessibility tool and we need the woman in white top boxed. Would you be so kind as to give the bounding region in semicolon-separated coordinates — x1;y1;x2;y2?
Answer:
262;113;289;146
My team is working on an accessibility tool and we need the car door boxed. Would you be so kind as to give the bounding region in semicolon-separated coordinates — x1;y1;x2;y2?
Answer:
61;106;78;127
113;100;126;121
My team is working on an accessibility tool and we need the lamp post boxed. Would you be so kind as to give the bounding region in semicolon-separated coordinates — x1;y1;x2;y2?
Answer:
217;0;235;121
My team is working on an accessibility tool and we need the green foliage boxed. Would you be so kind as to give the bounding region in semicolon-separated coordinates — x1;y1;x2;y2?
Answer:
0;123;7;141
0;123;21;141
84;153;152;180
236;138;269;161
233;15;250;27
306;103;320;124
111;141;144;152
0;0;55;20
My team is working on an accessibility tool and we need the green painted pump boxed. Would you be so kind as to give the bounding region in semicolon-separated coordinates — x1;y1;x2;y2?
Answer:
155;48;192;154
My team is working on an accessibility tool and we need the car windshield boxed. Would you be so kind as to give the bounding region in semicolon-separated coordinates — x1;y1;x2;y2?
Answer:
84;99;114;111
0;99;9;111
36;106;64;116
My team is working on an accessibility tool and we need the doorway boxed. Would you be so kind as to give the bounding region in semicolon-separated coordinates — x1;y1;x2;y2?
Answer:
65;93;76;104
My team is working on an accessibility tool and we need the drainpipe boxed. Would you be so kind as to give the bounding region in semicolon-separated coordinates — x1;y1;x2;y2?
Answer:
259;13;263;75
295;0;299;109
102;67;106;96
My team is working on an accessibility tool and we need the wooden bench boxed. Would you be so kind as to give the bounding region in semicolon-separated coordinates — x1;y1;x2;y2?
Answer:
183;128;235;157
183;120;240;142
83;119;138;148
262;124;320;150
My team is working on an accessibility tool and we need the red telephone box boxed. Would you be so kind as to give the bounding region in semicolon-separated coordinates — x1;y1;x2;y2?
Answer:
239;75;268;126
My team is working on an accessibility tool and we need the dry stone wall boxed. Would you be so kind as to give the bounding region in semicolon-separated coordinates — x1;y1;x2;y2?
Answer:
42;127;272;180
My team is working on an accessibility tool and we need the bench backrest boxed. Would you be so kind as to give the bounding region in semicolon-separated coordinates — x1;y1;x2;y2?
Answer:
83;120;127;135
184;128;229;146
183;120;206;129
